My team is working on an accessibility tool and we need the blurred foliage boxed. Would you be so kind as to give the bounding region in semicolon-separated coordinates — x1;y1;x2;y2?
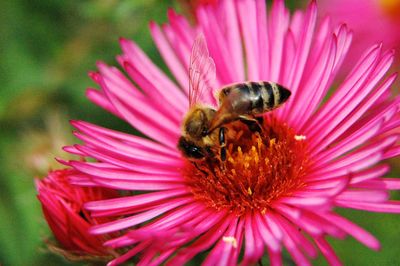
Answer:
0;0;399;265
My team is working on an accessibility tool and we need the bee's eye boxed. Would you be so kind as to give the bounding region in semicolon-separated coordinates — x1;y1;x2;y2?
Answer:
201;127;208;136
189;146;204;159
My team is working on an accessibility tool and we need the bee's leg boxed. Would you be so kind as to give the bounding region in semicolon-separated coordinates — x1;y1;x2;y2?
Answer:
239;115;263;133
193;162;208;176
219;127;227;161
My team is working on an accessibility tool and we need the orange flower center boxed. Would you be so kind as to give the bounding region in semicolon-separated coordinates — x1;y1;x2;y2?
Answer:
380;0;400;18
182;118;309;215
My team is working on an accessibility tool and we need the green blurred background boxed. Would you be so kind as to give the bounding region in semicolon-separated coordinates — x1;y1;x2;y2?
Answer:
0;0;399;265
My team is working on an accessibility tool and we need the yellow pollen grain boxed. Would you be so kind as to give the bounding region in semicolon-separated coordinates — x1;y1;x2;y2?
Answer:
252;146;259;164
257;137;263;150
237;146;243;159
294;135;306;141
270;138;276;147
223;236;238;248
247;187;253;195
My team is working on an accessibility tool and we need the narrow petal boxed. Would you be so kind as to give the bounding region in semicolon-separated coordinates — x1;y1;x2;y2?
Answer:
71;120;179;157
314;237;342;266
335;200;400;213
237;0;259;80
149;22;188;91
254;213;280;252
90;197;193;234
322;212;380;250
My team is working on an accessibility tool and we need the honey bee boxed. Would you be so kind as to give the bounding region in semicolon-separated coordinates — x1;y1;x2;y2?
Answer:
177;35;291;161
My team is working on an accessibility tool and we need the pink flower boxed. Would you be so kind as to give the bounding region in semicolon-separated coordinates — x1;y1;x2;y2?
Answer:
318;0;400;73
36;168;120;261
61;0;400;265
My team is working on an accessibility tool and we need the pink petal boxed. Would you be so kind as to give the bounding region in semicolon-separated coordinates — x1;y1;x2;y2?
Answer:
256;0;270;79
254;213;280;252
275;204;323;236
268;0;290;82
314;237;342;266
236;0;259;80
165;214;232;265
202;217;241;266
107;241;150;266
282;1;317;120
335;200;400;213
121;59;185;118
69;160;182;181
85;188;189;213
242;214;264;265
197;6;238;84
267;247;282;266
335;190;389;203
352;178;400;190
322;212;380;250
290;29;337;128
303;44;382;136
90;197;193;234
71;120;179;157
310;66;396;155
313;117;384;166
149;22;188;91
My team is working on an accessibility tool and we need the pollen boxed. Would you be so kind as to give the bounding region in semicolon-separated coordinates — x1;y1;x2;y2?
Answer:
222;236;238;248
182;118;309;215
294;135;306;141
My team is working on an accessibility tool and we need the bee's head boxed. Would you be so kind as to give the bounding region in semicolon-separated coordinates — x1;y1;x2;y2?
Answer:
184;107;216;139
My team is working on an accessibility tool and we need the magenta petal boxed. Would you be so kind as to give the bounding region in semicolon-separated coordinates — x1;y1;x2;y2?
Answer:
255;0;270;79
85;189;189;213
336;190;389;203
236;0;259;80
268;0;290;82
69;160;182;181
281;1;317;120
335;200;400;213
322;212;380;250
353;178;400;190
315;237;342;266
149;22;188;91
107;241;150;266
254;213;280;252
71;120;179;157
90;197;193;234
202;217;241;266
267;247;283;266
166;213;231;265
242;214;264;265
120;34;189;103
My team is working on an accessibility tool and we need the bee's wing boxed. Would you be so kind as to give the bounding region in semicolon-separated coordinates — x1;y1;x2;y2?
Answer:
189;34;216;107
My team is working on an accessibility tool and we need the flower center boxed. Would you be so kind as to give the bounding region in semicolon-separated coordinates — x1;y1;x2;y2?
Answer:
182;118;309;215
380;0;400;18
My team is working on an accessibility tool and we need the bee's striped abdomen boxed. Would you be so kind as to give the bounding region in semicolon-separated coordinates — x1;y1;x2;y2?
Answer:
246;81;291;114
218;81;291;116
